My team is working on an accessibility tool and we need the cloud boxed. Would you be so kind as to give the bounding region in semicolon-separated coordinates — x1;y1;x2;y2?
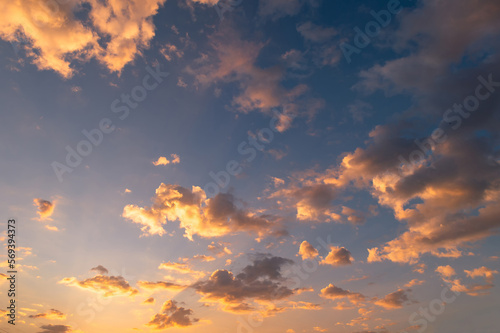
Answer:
320;246;353;266
158;261;207;279
296;22;336;43
404;279;425;288
436;266;497;297
0;0;167;78
29;309;66;320
341;206;378;225
146;300;199;329
263;0;500;267
59;271;138;297
33;198;55;221
436;265;456;278
193;255;296;309
143;297;155;304
160;44;184;62
185;26;323;128
207;241;232;257
137;281;186;291
356;0;500;95
123;183;283;240
153;154;181;166
320;284;366;304
258;0;318;20
189;0;219;5
375;289;412;309
90;265;109;275
298;241;319;260
38;324;73;333
269;183;340;222
464;266;499;284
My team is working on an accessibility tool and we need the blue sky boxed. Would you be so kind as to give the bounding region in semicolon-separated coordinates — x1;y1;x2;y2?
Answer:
0;0;499;332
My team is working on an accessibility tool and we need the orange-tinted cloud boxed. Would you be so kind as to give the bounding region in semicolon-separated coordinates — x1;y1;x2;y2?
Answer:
153;154;180;166
59;271;138;297
207;241;232;257
29;309;66;320
375;289;412;309
185;26;323;129
465;266;499;284
158;261;207;279
33;198;55;221
123;183;284;239
0;0;167;78
320;246;353;266
137;281;186;291
298;241;319;260
320;284;365;304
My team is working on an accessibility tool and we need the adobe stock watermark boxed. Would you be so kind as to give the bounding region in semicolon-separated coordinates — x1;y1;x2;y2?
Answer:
203;109;295;197
236;235;336;333
214;0;243;21
399;73;499;172
403;281;461;333
51;65;169;182
340;0;411;63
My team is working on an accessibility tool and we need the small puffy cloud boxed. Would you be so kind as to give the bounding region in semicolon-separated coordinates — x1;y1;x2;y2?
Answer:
436;265;456;278
38;324;73;333
298;241;319;260
153;154;180;166
143;297;155;304
90;265;108;275
123;183;283;240
137;281;186;291
271;176;286;187
45;225;59;232
29;309;66;320
375;289;412;309
320;246;353;266
59;271;138;297
404;279;425;288
33;198;55;221
146;300;198;329
320;284;365;304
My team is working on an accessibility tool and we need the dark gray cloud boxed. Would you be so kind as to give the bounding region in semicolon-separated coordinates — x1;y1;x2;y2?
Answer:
146;300;198;329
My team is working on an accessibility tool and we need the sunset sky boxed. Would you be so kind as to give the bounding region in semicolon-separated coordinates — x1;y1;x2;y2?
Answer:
1;0;500;332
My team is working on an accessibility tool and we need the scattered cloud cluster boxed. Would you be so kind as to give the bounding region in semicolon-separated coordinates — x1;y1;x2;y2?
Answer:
0;0;167;77
123;183;284;239
153;154;181;166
